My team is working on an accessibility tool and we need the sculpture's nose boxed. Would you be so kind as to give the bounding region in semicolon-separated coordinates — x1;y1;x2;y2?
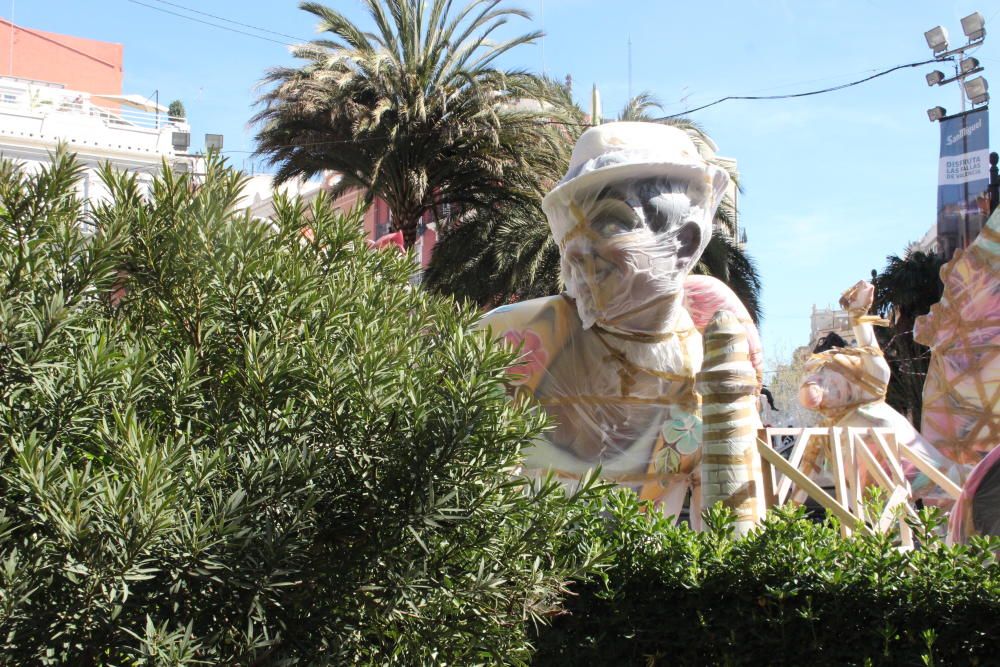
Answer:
798;382;824;410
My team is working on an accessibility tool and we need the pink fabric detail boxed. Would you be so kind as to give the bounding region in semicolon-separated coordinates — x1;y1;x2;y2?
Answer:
502;329;549;385
374;231;405;252
948;445;1000;543
683;274;764;380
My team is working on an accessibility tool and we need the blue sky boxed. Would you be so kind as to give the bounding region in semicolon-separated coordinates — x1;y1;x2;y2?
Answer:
8;0;1000;371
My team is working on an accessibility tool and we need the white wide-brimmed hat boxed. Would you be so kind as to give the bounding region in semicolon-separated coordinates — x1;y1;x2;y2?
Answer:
542;122;729;242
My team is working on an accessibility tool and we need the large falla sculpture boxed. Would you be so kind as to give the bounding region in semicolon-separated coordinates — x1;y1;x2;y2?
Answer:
481;122;765;531
915;210;1000;542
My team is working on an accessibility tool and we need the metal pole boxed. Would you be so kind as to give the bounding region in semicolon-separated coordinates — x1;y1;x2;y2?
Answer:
989;151;999;215
627;34;632;101
539;0;544;77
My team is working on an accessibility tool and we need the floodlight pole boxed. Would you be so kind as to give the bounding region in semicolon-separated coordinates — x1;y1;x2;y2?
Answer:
935;42;982;113
990;152;999;214
924;15;987;118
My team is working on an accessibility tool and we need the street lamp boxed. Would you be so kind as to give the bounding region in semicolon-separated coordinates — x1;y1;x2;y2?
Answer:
926;106;947;122
963;76;989;105
961;12;986;41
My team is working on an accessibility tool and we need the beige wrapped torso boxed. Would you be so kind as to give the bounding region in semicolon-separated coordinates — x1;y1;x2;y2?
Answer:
482;294;704;500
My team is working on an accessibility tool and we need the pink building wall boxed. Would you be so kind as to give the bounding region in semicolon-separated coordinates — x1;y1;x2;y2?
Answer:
0;19;123;94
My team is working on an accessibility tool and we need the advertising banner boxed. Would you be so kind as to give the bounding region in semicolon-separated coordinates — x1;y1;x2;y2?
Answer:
937;108;990;259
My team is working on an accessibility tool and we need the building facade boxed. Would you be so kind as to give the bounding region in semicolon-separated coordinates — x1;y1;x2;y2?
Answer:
241;173;440;271
0;21;191;207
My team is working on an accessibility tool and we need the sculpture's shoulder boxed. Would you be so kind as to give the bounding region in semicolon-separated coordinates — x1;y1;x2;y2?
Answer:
683;274;763;383
478;294;576;339
478;295;578;393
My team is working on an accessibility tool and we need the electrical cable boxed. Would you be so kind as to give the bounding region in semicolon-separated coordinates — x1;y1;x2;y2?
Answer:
655;57;949;120
126;0;947;132
126;0;297;47
142;0;308;43
222;55;947;155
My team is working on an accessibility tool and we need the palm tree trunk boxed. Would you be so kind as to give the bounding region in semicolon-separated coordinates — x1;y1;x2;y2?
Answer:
400;219;419;249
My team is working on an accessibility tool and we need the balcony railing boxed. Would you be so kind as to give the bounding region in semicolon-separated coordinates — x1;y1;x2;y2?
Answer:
0;95;187;132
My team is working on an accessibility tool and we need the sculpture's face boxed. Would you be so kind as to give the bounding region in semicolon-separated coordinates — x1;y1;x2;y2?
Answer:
798;353;888;414
798;364;853;413
560;177;706;332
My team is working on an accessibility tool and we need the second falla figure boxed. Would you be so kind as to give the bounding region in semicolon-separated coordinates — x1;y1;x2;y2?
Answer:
481;122;763;523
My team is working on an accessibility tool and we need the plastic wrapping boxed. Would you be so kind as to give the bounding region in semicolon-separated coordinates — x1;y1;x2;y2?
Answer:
480;122;762;513
542;122;729;336
914;210;999;465
698;310;766;535
948;445;1000;544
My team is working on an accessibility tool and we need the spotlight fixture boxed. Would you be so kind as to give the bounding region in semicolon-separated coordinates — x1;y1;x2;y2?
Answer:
961;12;986;41
959;57;981;74
926;70;945;86
924;25;950;53
963;76;989;105
926;106;947;122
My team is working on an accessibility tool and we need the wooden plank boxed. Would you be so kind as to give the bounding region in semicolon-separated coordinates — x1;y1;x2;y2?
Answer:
768;428;829;505
829;429;853;537
758;429;778;497
776;430;810;504
897;441;963;500
845;428;864;513
871;430;907;484
855;439;896;496
876;485;910;533
757;440;779;509
757;437;870;534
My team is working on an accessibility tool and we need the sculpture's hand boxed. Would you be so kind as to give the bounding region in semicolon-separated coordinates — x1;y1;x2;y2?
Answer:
839;280;874;316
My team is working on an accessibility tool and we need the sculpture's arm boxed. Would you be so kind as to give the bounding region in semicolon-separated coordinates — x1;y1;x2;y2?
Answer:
839;280;884;349
839;280;891;387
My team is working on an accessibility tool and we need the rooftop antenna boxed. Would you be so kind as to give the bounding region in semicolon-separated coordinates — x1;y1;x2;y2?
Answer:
539;0;545;76
627;34;632;101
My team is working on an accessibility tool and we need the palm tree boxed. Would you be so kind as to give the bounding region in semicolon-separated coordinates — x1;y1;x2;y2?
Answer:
424;75;575;306
873;249;946;426
253;0;567;247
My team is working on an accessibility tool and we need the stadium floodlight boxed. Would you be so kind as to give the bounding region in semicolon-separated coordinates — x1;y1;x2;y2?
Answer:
926;70;946;86
924;25;949;53
959;57;981;74
961;12;985;41
963;76;989;105
926;106;947;122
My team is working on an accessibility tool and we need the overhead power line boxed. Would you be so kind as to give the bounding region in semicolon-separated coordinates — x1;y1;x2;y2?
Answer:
126;0;298;47
143;0;308;43
224;57;949;155
656;58;948;119
127;0;944;125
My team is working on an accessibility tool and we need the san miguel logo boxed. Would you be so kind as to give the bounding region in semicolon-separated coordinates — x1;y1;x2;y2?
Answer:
946;118;984;146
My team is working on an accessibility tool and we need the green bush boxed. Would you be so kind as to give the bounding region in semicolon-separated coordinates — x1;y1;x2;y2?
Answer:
533;492;1000;667
0;151;602;665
